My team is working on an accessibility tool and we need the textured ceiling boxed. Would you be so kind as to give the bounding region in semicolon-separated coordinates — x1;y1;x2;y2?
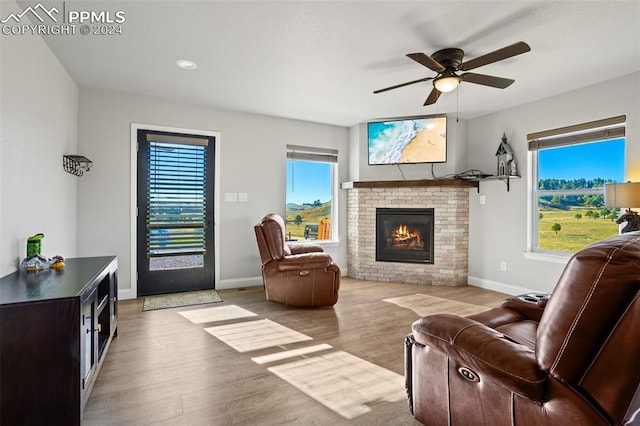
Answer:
30;0;640;127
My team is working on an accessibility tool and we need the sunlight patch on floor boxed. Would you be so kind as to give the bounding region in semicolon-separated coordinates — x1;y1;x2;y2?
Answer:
177;304;257;324
204;319;313;352
181;300;408;420
251;344;333;364
383;293;487;317
268;350;405;419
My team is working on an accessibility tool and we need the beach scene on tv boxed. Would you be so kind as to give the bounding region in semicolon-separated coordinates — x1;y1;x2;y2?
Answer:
368;116;447;164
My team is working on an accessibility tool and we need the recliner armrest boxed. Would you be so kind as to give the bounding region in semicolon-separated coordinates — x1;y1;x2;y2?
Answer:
467;307;526;328
288;243;324;255
467;297;547;327
412;314;547;401
500;297;547;322
276;252;333;271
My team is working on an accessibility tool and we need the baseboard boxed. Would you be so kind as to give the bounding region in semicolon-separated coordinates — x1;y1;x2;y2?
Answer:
120;275;533;298
117;288;135;300
467;276;538;296
123;271;344;295
217;276;264;290
117;276;264;299
218;271;349;289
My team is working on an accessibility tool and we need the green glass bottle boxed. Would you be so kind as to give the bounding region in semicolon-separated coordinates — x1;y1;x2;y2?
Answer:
26;233;44;257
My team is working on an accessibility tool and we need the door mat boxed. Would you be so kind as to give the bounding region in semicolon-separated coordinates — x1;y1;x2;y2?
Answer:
143;289;223;311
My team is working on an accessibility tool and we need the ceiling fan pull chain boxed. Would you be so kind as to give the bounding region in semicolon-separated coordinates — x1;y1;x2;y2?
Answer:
456;87;459;123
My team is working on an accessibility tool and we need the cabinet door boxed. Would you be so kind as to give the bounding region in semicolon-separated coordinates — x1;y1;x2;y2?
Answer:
81;291;97;391
110;268;118;334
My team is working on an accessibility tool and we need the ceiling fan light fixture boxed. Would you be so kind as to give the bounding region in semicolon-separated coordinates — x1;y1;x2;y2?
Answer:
434;75;460;93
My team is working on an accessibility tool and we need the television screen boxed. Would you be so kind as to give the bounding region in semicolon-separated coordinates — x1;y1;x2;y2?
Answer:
367;115;447;165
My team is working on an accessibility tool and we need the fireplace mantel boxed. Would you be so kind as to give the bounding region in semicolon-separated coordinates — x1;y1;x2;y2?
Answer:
341;179;479;190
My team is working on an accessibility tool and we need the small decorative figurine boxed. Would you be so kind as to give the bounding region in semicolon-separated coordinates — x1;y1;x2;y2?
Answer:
495;133;519;177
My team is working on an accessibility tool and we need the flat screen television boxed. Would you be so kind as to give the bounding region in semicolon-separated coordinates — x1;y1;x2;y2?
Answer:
367;115;447;165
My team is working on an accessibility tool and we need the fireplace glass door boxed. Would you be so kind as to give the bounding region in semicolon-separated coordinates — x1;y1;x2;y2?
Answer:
376;208;434;263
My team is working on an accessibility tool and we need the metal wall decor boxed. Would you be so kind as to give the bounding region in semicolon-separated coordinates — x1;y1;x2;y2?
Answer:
63;155;93;176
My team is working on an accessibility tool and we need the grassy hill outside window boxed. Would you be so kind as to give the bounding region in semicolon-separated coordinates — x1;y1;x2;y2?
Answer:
285;145;338;242
528;115;626;254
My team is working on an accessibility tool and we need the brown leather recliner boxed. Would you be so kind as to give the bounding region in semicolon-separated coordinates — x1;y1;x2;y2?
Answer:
406;232;640;425
254;213;340;307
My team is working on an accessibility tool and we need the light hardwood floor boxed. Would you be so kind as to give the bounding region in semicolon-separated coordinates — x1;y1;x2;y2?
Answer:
84;278;507;425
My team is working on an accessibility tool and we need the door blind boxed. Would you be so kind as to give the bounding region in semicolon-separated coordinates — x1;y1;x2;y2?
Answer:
147;142;207;258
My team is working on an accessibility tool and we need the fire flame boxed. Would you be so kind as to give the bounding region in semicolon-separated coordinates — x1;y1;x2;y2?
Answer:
391;224;423;248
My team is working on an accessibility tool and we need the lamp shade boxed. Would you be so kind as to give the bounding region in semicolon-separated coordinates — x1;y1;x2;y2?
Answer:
604;182;640;208
434;76;460;93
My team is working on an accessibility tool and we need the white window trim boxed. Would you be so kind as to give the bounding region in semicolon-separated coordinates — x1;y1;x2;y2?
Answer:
285;146;339;243
522;251;570;265
526;116;626;261
330;161;339;243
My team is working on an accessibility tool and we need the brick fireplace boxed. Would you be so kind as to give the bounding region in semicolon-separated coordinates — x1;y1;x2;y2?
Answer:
344;180;476;286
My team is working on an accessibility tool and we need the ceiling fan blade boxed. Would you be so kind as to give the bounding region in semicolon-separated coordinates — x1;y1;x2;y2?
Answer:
406;53;446;73
461;72;515;89
423;87;441;106
373;77;434;94
459;41;531;71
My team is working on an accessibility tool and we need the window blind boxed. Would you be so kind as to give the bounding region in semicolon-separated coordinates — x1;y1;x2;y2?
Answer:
286;144;338;163
147;141;207;258
527;115;626;151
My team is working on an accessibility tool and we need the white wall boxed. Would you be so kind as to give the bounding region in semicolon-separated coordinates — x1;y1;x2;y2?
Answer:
0;0;79;276
349;118;468;182
76;89;349;299
467;72;640;294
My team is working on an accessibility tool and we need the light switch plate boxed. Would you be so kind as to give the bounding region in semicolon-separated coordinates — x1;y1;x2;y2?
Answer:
224;192;238;202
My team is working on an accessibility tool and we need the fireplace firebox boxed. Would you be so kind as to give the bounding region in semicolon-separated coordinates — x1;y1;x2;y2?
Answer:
376;208;434;264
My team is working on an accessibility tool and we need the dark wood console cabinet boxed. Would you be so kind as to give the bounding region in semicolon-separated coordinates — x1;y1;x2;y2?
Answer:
0;256;118;425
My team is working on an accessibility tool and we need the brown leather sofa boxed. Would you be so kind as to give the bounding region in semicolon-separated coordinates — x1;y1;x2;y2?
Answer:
254;213;340;307
406;232;640;425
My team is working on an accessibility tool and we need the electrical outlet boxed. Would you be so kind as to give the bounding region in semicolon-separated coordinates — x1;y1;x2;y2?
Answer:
479;195;486;205
500;261;507;272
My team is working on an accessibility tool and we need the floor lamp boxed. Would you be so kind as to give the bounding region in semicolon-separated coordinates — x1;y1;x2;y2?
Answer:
604;182;640;234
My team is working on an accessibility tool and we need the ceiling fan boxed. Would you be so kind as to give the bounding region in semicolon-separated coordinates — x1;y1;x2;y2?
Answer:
374;41;531;106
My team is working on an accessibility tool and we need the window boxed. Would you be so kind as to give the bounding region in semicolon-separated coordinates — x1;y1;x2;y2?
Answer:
285;145;338;242
528;115;626;254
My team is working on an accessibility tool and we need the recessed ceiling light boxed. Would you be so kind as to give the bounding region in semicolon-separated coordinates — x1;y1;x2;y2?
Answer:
175;59;197;70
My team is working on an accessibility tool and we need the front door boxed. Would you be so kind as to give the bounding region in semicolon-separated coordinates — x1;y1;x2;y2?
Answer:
137;130;215;296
